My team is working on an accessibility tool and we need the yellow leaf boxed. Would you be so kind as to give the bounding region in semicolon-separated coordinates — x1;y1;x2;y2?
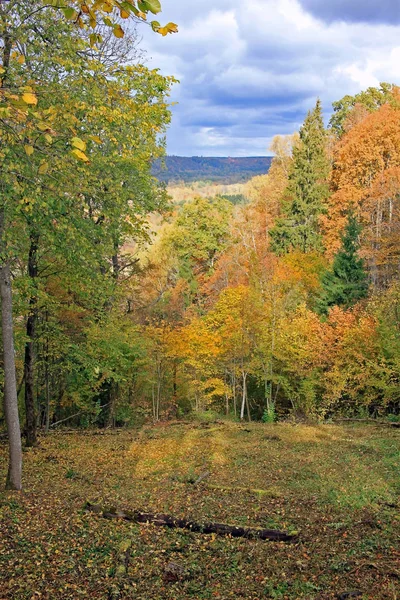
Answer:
22;92;38;105
71;148;89;162
89;135;102;144
120;9;130;18
38;161;49;174
102;2;113;13
24;145;34;156
71;136;86;151
113;24;125;38
0;66;5;74
157;22;178;36
44;134;53;144
17;55;25;65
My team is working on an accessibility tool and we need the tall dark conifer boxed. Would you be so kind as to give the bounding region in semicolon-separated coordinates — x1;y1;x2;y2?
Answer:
317;215;368;314
270;99;330;254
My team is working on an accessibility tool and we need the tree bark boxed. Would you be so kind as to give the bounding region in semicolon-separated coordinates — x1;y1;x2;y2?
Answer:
106;381;118;428
0;0;22;491
172;360;177;409
240;371;247;420
232;364;237;417
44;312;50;433
24;231;39;446
0;231;22;489
225;369;229;415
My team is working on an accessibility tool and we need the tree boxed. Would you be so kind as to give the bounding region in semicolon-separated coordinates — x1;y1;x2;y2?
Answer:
50;0;178;37
173;317;222;413
329;83;397;137
207;285;258;420
270;99;330;255
166;196;232;307
318;215;368;315
273;304;325;419
244;134;297;245
0;0;176;490
322;99;400;284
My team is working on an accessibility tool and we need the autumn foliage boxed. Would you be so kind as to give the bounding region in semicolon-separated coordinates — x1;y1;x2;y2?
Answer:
1;26;400;440
127;88;400;422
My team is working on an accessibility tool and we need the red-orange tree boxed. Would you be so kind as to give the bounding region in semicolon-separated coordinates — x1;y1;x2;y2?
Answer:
323;100;400;286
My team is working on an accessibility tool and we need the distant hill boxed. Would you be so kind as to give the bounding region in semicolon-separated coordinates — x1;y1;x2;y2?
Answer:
152;156;273;184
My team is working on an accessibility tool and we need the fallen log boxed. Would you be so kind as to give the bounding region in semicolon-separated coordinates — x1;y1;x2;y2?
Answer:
84;502;297;542
193;470;211;485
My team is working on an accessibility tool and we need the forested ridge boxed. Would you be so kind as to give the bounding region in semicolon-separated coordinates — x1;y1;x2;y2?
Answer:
151;156;273;183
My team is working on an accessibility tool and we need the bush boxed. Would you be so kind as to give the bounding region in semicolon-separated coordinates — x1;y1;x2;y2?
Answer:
262;405;276;423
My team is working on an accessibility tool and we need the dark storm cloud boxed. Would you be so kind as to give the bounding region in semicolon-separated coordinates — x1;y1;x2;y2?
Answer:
299;0;400;24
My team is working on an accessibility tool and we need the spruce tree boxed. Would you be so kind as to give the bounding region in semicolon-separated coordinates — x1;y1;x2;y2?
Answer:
270;99;330;254
317;215;368;315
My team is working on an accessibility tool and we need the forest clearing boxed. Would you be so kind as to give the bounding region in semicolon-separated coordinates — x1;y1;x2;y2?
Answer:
1;421;399;599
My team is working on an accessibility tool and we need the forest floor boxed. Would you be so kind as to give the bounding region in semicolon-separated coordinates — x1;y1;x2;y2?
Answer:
0;421;399;599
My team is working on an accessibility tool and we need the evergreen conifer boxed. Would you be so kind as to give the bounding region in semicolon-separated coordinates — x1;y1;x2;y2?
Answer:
317;214;368;314
270;99;330;254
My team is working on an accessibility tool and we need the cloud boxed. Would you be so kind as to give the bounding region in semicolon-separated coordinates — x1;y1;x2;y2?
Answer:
298;0;400;25
140;0;400;156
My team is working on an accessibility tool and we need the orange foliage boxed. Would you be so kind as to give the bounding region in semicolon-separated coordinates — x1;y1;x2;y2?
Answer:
320;306;380;409
323;101;400;283
279;251;326;294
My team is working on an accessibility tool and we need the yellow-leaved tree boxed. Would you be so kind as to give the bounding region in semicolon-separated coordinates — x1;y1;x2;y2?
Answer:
0;0;177;491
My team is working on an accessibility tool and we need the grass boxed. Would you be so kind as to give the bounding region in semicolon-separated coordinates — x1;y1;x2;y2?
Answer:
0;421;399;599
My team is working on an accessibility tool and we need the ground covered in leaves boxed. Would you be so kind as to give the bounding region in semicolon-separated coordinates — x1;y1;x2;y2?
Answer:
0;421;399;599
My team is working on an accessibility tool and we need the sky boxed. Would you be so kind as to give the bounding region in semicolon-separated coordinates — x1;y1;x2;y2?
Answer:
141;0;400;157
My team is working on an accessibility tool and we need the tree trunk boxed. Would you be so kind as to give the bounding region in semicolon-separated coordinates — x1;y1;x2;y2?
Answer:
45;361;50;433
225;370;229;415
24;231;39;446
232;364;237;417
106;382;117;428
85;503;297;542
44;313;50;433
172;360;178;408
0;0;22;491
0;224;22;490
246;389;251;422
152;382;156;420
240;371;247;420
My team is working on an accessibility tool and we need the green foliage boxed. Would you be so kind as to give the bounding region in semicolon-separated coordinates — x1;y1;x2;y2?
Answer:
387;414;400;422
261;405;276;423
219;193;247;205
168;196;232;291
329;82;397;136
65;468;79;480
0;1;175;432
318;215;368;314
270;99;330;254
